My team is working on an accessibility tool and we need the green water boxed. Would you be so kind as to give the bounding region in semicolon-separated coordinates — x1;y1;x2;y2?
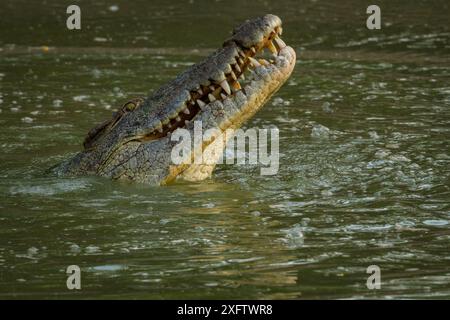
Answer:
0;0;449;299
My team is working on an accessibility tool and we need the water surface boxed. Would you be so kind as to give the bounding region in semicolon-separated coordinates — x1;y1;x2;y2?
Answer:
0;0;449;299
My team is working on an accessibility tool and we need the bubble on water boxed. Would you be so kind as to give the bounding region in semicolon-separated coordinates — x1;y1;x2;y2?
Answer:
85;245;101;254
281;225;305;248
93;37;108;42
228;257;263;264
90;264;125;272
205;282;219;287
423;220;448;226
417;184;432;191
108;5;119;12
368;131;380;139
250;211;261;217
194;226;205;232
311;124;330;139
389;155;411;162
69;244;81;253
391;132;403;139
53;99;63;107
301;218;311;226
91;68;102;79
113;87;125;98
435;153;450;160
21;117;34;123
27;247;39;256
171;239;185;245
159;218;171;225
135;36;149;41
346;224;392;232
396;220;416;227
272;97;290;107
9;180;91;196
385;143;400;149
374;149;391;159
352;72;366;80
73;95;89;102
321;189;333;196
321;102;333;113
394;220;421;231
274;116;300;124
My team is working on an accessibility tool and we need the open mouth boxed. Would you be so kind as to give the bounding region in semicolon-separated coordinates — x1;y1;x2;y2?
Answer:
137;26;289;141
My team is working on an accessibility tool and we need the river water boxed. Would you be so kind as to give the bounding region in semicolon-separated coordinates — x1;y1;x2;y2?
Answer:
0;0;449;299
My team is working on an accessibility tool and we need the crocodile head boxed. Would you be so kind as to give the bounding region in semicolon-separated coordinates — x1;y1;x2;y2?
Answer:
56;14;296;185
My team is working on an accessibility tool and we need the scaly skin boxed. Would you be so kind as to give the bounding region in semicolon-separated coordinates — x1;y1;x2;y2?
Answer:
53;14;296;185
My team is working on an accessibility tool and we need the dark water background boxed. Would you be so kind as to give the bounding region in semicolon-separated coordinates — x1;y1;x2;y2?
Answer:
0;0;449;299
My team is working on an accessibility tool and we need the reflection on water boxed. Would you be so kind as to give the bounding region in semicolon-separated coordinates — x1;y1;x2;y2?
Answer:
0;0;449;299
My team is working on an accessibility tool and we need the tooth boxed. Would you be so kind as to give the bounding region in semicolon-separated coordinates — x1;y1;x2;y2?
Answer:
232;81;242;90
274;36;286;49
157;127;163;133
213;86;222;96
235;64;241;73
248;57;261;67
220;80;231;95
208;93;216;102
240;73;245;80
267;40;277;54
238;58;244;65
167;123;172;128
251;47;256;54
221;93;227;99
230;70;237;81
183;108;190;115
197;88;203;95
196;99;206;109
176;116;181;122
184;120;190;126
190;100;196;105
213;71;226;82
258;58;269;66
209;85;216;91
239;51;246;58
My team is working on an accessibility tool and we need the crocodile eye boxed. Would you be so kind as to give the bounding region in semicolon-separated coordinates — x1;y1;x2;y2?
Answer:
124;102;136;111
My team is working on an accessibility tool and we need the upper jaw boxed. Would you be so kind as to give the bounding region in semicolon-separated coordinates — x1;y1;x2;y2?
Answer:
120;15;291;144
189;45;297;136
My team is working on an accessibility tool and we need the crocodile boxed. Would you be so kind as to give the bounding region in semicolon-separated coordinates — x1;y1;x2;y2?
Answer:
53;14;296;185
